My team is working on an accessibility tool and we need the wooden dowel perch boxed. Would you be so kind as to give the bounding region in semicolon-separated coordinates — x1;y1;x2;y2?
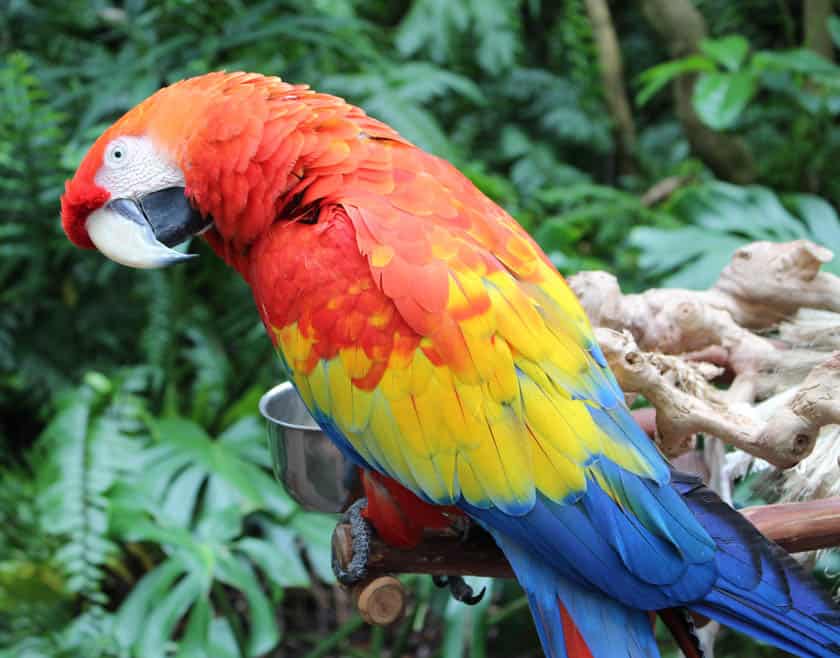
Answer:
740;497;840;553
333;497;840;625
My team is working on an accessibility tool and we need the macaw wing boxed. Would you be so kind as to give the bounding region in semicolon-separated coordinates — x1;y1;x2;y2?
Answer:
275;145;716;608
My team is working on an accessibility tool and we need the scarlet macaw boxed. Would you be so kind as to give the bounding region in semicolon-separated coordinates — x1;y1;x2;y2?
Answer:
61;72;840;658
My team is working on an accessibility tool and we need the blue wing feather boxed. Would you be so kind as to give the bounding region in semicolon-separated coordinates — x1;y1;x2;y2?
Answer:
463;470;717;611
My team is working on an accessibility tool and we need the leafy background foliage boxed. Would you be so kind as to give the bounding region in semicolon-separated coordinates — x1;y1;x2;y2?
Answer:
1;1;839;657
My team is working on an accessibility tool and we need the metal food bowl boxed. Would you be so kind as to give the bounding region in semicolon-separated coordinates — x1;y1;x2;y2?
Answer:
259;381;355;513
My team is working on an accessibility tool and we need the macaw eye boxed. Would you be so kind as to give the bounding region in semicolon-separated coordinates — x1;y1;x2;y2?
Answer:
105;140;129;166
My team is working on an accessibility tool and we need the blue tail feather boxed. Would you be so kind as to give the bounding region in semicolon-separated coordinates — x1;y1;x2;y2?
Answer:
493;530;661;658
672;471;840;657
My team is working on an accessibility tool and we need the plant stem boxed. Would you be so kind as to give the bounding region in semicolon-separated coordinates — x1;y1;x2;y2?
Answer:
212;583;248;658
584;0;638;175
391;598;420;657
369;625;385;656
302;615;365;658
487;596;529;626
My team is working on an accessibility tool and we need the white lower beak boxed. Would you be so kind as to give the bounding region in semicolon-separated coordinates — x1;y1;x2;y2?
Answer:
85;206;195;269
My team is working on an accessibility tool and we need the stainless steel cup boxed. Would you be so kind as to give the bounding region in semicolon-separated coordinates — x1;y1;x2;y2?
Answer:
258;381;355;513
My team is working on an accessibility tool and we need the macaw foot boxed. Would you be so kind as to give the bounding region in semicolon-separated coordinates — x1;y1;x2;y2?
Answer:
433;575;486;605
333;498;372;586
453;515;475;544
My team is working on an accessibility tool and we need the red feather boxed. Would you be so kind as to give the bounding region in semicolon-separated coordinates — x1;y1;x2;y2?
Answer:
558;601;595;658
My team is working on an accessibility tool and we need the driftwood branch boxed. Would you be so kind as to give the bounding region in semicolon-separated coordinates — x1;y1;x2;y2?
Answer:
597;329;840;467
569;240;840;468
571;241;840;336
334;498;840;625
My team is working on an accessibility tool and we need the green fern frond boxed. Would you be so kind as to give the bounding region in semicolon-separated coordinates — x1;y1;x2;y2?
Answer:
396;0;469;65
630;182;840;288
503;68;612;152
35;374;145;606
396;0;521;74
183;326;232;429
140;271;176;384
469;0;522;73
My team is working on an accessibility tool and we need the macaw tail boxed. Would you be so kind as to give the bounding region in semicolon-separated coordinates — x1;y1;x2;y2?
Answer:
673;472;840;657
494;531;662;658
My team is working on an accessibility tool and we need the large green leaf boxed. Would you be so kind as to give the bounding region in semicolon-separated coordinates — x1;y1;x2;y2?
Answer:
216;554;279;656
113;510;299;658
106;406;316;658
236;534;310;589
115;560;184;649
144;416;295;521
290;512;337;583
631;183;840;288
699;35;750;71
752;48;840;77
693;71;757;130
636;55;717;106
178;596;212;658
137;573;204;658
787;195;840;252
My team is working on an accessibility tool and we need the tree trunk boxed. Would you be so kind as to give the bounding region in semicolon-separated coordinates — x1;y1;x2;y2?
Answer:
584;0;638;175
640;0;756;184
804;0;834;61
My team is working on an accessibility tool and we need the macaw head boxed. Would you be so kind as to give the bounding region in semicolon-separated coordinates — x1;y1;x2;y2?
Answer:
62;71;375;268
64;71;292;269
60;78;222;269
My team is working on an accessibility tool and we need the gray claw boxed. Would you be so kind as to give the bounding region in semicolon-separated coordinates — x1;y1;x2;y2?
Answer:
332;498;371;586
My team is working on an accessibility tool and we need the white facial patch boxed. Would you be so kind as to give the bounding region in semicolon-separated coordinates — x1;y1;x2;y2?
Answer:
95;135;184;199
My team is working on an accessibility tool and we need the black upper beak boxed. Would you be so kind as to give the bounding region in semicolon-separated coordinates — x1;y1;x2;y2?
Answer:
140;187;212;247
106;187;211;248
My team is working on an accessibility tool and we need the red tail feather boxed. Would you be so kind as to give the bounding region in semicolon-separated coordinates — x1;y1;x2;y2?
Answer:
558;600;595;658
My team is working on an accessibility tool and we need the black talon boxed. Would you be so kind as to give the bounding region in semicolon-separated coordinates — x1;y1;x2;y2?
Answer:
433;575;486;605
332;498;372;586
681;608;706;658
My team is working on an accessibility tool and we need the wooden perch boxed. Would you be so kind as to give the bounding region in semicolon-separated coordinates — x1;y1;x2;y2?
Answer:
740;497;840;553
334;497;840;625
